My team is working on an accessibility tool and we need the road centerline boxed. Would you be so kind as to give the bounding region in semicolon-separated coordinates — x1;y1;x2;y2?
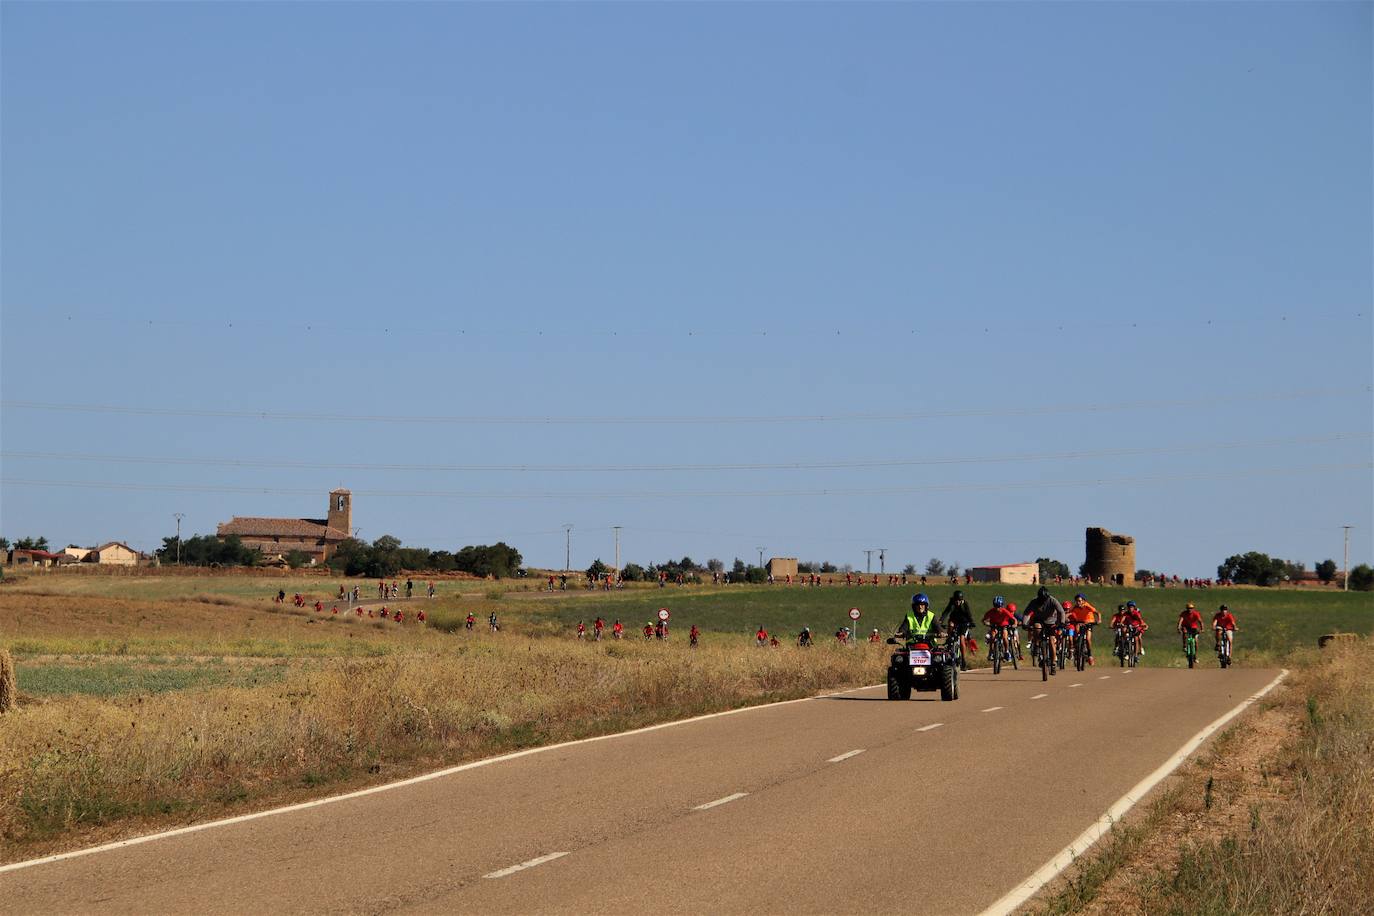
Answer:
827;749;865;763
693;792;748;811
1031;693;1048;700
981;706;1004;713
482;852;568;879
916;723;944;732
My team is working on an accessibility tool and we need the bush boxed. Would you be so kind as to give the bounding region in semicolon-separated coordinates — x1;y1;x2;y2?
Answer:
1349;564;1374;592
285;551;312;569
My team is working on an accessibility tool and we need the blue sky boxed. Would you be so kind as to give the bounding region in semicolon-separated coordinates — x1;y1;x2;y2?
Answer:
2;1;1370;575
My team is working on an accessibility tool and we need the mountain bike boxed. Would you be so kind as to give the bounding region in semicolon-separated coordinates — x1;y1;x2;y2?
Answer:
1115;626;1139;668
1074;623;1093;672
1033;625;1056;681
1216;628;1234;668
1182;628;1199;669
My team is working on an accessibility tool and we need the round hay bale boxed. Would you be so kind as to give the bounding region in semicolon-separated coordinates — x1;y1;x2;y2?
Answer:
0;647;16;713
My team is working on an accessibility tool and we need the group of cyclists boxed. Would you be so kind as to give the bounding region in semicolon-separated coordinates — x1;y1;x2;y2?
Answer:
893;589;1241;673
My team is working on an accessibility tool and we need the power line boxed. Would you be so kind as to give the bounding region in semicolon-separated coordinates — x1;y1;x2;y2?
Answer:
2;432;1364;475
2;388;1366;427
3;462;1367;500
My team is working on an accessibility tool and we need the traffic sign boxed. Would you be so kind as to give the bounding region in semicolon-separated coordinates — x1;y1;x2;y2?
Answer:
849;607;861;620
658;608;671;621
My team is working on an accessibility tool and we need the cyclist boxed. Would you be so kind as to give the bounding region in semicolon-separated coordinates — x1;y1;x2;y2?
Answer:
643;622;654;640
756;625;768;647
1024;587;1066;672
1212;605;1238;655
798;626;813;647
894;593;941;643
1177;602;1203;654
576;620;586;640
982;596;1016;661
1007;602;1023;655
869;627;881;644
465;612;475;631
945;590;978;670
1122;601;1147;656
488;612;500;633
1066;594;1101;665
689;624;700;647
612;619;624;639
593;617;605;640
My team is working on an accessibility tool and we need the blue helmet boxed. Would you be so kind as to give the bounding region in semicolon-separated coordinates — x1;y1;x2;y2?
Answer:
993;596;1006;607
912;593;929;607
1075;593;1086;600
1126;601;1137;609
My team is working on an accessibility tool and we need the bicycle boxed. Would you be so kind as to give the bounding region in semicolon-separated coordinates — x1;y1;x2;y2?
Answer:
1215;628;1234;669
1032;624;1056;681
988;626;1018;675
1115;626;1139;668
1182;628;1199;669
1074;623;1093;672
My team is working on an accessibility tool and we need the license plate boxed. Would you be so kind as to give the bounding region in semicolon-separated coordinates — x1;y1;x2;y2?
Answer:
910;650;932;665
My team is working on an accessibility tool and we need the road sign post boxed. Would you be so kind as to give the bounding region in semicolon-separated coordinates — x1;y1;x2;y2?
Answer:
849;608;861;647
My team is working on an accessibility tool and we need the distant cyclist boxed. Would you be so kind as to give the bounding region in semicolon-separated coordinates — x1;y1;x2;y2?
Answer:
689;624;700;647
1177;602;1203;652
756;626;768;647
798;626;813;647
1212;605;1238;654
465;612;475;631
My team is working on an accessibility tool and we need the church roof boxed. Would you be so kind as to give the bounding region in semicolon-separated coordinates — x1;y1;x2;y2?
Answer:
217;517;350;540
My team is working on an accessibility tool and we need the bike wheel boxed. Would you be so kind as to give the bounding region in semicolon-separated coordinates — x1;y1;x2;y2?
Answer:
992;638;1001;675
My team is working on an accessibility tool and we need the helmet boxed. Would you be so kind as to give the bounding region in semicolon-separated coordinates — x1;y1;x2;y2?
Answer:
1186;602;1196;610
1126;601;1137;609
993;596;1005;607
1037;586;1050;599
953;590;964;601
1218;604;1228;612
1007;602;1018;613
1117;604;1126;612
913;593;929;607
1076;593;1086;601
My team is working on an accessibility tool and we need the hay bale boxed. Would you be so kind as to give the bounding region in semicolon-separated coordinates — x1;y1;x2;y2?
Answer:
0;647;16;713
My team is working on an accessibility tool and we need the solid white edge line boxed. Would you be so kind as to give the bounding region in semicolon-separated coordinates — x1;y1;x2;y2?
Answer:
979;668;1289;916
693;792;748;811
0;681;883;875
827;749;865;763
482;851;568;879
916;723;944;732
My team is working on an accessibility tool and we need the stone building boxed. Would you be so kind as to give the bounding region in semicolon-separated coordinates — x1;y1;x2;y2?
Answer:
216;488;353;564
969;563;1038;584
766;557;799;579
1084;528;1136;585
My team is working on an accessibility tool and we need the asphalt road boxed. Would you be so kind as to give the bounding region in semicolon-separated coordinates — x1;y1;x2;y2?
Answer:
0;664;1280;915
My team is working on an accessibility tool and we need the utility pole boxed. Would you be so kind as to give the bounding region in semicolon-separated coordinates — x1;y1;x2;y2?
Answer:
1343;526;1352;592
613;526;621;576
173;513;185;565
879;548;887;575
564;524;574;573
757;546;766;569
864;549;874;574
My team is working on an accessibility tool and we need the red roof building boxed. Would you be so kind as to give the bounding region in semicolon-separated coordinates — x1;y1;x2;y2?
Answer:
216;489;352;563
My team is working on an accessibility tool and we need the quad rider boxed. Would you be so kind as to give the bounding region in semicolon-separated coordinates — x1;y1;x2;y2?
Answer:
894;594;941;644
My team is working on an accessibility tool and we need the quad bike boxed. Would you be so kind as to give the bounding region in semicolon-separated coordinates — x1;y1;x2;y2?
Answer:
886;633;960;702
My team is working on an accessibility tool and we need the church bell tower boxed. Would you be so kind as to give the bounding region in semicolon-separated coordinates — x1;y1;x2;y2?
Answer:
327;488;352;534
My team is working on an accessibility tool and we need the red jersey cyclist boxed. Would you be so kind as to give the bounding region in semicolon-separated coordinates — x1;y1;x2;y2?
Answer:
1212;604;1238;654
1177;602;1203;652
982;596;1016;661
1120;601;1147;656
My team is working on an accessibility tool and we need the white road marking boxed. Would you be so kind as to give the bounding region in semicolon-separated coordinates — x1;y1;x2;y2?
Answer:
981;669;1290;916
1099;676;1111;680
1031;693;1048;700
981;706;1004;713
916;723;944;732
483;852;568;879
693;792;748;811
827;749;865;763
1070;684;1083;688
0;681;883;875
1124;669;1134;674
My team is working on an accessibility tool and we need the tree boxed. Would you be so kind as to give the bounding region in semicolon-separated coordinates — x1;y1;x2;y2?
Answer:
0;538;9;552
731;558;747;576
285;550;313;569
586;558;609;580
1315;559;1338;584
820;561;838;573
1216;551;1303;587
1349;564;1374;592
621;563;646;582
947;561;962;577
453;542;523;579
706;558;724;573
925;558;946;576
902;564;917;575
14;536;49;551
744;565;767;584
1037;558;1071;581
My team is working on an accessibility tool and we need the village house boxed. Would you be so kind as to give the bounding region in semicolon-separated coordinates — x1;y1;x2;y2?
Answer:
969;563;1039;585
83;542;140;566
215;488;352;565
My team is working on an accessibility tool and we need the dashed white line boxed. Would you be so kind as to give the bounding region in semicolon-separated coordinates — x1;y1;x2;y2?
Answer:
483;852;568;879
982;706;1004;713
916;723;944;732
1099;676;1111;680
693;792;748;811
1031;693;1049;700
1070;684;1083;688
827;749;865;763
1124;669;1134;674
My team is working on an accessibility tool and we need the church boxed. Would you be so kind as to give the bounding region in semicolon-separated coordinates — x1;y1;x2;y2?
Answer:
216;488;353;564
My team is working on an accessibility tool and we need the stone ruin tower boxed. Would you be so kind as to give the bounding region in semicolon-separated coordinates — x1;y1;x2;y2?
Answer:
1085;528;1135;585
